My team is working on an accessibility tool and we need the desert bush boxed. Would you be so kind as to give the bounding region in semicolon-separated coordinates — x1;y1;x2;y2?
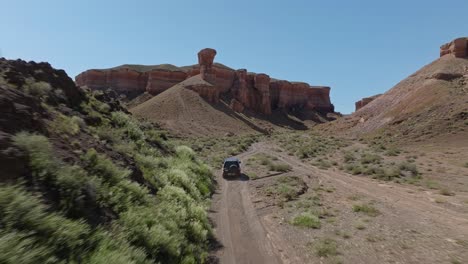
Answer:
83;149;131;184
352;203;380;217
25;81;52;98
268;162;292;172
0;184;92;260
360;153;382;164
0;184;153;263
13;132;56;179
313;158;331;169
120;185;211;263
0;230;57;264
314;238;339;257
398;162;419;176
439;188;455;196
345;164;363;175
175;145;196;160
111;112;145;141
385;147;401;156
49;113;83;136
291;212;321;228
343;151;356;162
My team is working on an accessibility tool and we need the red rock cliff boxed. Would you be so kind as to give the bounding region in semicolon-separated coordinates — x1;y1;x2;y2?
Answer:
76;48;335;115
355;94;381;111
75;67;186;98
440;37;468;58
146;70;187;95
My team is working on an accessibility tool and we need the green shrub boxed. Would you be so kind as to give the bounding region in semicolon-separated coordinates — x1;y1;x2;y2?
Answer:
49;113;83;136
313;158;331;169
360;153;382;164
25;81;52;98
314;238;339;257
268;163;292;172
0;184;92;261
13;132;56;179
291;212;321;228
398;162;419;176
111;112;145;141
343;152;356;162
175;145;196;160
439;188;455;196
385;147;401;156
345;164;363;175
83;149;131;184
0;230;57;264
352;203;380;217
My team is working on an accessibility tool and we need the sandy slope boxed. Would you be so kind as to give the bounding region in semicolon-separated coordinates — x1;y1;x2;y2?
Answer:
321;55;468;142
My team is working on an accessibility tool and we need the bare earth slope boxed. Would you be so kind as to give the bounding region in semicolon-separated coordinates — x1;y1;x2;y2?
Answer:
322;55;468;143
130;76;266;136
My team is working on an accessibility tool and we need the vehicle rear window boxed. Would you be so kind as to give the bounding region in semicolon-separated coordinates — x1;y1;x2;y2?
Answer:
223;161;238;168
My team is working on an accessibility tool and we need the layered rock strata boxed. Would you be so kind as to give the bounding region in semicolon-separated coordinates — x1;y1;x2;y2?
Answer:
76;49;335;114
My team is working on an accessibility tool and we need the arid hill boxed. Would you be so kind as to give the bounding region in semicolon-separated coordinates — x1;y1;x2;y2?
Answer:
130;75;267;136
322;37;468;144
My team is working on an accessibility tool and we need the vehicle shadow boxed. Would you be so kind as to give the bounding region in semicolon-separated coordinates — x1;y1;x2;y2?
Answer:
223;173;250;182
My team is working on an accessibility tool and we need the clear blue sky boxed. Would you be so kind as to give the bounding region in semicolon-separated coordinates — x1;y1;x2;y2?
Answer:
1;0;467;113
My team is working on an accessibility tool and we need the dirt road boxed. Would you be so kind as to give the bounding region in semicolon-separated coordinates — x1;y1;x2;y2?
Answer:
210;144;283;264
209;141;468;263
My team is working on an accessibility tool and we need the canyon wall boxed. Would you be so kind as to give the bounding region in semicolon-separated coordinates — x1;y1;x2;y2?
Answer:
75;48;335;115
355;94;382;111
440;37;468;58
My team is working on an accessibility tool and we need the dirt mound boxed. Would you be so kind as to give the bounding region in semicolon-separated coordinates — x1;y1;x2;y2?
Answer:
131;76;269;136
321;55;468;143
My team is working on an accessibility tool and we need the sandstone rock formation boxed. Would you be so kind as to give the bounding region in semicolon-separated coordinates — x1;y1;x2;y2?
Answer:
75;68;187;98
146;70;187;95
255;74;272;115
440;37;468;58
355;94;381;111
197;48;217;83
76;48;335;116
229;99;244;113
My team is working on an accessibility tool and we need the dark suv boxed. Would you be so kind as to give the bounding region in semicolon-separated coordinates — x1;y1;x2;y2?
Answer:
222;157;241;178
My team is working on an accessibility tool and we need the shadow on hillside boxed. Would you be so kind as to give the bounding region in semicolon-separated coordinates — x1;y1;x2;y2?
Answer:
211;99;308;133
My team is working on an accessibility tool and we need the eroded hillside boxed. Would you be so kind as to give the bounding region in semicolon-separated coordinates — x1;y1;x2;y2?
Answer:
322;38;468;145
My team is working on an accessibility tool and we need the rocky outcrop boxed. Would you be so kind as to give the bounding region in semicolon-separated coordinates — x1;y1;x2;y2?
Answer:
146;70;187;95
182;75;219;103
75;69;147;98
75;68;186;98
430;71;463;81
440;37;468;58
269;81;333;112
229;99;244;112
255;74;272;115
198;48;217;83
76;48;335;116
355;94;381;111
